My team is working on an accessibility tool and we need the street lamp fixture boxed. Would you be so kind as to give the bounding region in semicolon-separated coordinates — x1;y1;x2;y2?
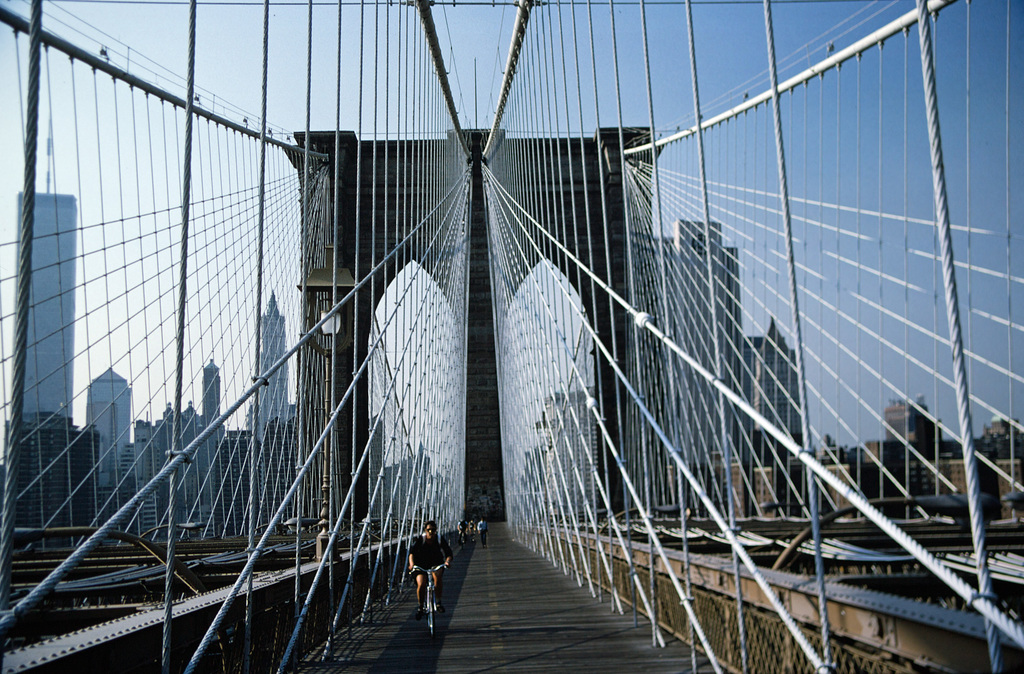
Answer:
1000;491;1024;507
140;521;203;540
321;309;343;336
299;247;355;350
283;517;320;531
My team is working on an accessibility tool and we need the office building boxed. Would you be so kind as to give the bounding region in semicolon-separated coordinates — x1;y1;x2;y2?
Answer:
16;416;98;532
885;396;928;443
86;368;132;501
211;429;252;537
19;193;77;420
257;292;292;436
671;220;744;466
744;317;801;439
198;359;224;513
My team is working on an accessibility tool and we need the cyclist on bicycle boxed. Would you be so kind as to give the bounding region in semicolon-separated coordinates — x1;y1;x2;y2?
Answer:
457;519;469;545
408;520;453;619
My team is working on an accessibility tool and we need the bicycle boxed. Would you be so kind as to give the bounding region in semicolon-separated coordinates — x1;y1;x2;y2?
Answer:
410;563;447;637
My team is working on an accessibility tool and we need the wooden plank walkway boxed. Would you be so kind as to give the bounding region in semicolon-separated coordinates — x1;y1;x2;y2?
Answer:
304;523;701;673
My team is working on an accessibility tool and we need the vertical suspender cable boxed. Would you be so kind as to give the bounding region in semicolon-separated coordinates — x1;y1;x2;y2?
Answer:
293;0;316;645
635;0;665;647
349;0;365;633
565;0;617;605
2;0;42;619
243;0;271;670
583;0;625;613
365;0;380;616
538;10;579;582
553;0;596;596
912;1;1001;669
383;6;402;606
165;1;198;671
759;0;833;668
606;0;641;632
324;0;344;655
682;0;748;669
483;0;532;159
414;0;469;158
1005;1;1015;513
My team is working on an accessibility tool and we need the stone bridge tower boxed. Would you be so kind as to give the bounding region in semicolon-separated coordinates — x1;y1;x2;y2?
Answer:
293;127;643;521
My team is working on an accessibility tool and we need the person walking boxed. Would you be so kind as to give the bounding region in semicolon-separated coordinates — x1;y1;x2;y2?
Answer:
476;518;488;548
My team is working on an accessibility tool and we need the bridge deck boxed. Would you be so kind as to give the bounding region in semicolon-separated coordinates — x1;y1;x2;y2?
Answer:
306;523;699;672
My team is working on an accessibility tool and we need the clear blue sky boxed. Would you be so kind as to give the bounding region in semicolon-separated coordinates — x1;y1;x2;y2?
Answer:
2;0;975;136
1;0;1020;449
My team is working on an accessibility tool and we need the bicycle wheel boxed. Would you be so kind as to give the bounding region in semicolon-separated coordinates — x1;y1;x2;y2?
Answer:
426;586;435;638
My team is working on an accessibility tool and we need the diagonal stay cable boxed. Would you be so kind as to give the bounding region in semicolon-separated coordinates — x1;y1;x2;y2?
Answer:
185;169;471;673
0;168;469;645
486;180;724;669
482;162;1024;652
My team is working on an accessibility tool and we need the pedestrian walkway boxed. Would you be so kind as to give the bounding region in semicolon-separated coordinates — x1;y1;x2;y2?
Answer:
305;523;699;673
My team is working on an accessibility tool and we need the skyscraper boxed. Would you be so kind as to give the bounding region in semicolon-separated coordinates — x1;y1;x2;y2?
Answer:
259;416;296;520
211;429;252;537
744;317;801;438
196;359;223;516
671;220;744;464
257;292;291;436
179;399;203;521
19;192;77;420
16;417;98;532
884;395;928;443
86;368;132;504
130;418;162;533
202;359;222;426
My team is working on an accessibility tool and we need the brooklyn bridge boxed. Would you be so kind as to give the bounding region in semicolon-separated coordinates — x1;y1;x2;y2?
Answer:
1;0;1022;671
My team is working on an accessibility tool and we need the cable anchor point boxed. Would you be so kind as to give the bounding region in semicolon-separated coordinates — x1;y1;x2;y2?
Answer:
166;450;192;463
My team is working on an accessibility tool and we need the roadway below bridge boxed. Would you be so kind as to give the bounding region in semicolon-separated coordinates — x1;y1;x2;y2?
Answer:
303;523;699;673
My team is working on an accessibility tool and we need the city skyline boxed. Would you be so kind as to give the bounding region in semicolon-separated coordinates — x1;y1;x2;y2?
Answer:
3;1;1020;463
0;0;1019;537
8;190;1018;474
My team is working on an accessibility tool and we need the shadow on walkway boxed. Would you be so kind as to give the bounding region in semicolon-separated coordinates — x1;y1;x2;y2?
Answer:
305;524;700;673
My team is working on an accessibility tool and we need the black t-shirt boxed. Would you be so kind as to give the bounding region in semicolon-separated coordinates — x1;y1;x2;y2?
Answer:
410;535;452;568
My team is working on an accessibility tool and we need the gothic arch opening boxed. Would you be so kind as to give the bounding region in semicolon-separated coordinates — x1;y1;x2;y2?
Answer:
497;260;596;516
368;261;465;521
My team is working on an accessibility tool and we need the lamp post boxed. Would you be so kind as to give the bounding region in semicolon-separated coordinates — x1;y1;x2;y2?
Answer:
1002;491;1024;515
300;247;354;562
317;308;342;561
